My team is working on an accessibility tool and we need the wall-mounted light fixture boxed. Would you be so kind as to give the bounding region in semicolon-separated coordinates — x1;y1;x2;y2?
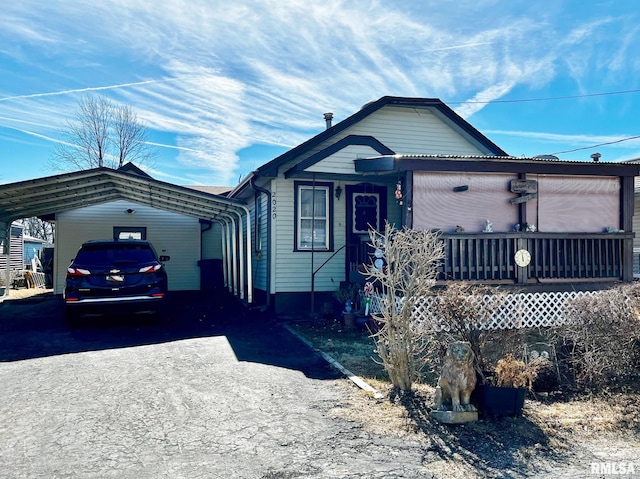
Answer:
335;185;342;200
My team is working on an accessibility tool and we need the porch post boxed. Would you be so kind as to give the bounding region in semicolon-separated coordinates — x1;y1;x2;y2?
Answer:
621;175;635;281
515;235;529;285
405;171;413;228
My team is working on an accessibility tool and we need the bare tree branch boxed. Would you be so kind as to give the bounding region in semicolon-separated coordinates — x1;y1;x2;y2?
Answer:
49;94;155;172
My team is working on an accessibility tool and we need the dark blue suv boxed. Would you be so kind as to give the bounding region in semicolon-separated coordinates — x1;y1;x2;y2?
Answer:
64;240;169;325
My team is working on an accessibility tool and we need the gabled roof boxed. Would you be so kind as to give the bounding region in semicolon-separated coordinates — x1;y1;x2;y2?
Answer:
117;162;153;178
256;96;508;178
284;135;394;178
0;167;247;223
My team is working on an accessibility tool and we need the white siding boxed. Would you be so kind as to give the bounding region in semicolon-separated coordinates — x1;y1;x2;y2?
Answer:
202;223;223;259
269;104;487;295
277;105;488;175
54;200;201;294
347;106;486;156
306;145;383;175
272;178;347;293
271;178;403;294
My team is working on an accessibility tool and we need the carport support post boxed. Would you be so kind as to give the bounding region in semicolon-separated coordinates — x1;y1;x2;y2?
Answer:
228;215;238;297
239;205;253;304
223;218;234;295
232;211;245;300
220;220;229;289
1;222;9;298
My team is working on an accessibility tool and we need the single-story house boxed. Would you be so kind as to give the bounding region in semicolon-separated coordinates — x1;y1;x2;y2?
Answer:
1;96;637;312
228;96;639;313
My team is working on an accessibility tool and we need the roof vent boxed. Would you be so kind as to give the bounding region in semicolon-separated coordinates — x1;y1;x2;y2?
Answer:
323;112;333;129
591;152;601;162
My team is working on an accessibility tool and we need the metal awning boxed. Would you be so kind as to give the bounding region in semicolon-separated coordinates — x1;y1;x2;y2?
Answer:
0;167;253;304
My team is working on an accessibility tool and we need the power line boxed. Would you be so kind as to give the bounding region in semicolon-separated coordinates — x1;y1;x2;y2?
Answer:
447;88;640;105
550;135;640;155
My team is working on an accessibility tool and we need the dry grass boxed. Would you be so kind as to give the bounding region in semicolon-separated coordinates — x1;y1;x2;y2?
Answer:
289;318;640;478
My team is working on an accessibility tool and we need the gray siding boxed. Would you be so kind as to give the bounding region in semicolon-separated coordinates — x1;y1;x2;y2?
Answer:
0;224;24;273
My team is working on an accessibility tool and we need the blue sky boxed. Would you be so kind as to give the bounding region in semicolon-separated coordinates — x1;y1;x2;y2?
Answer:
1;0;639;186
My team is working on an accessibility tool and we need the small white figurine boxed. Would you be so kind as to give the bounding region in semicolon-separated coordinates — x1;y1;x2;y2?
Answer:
482;220;493;233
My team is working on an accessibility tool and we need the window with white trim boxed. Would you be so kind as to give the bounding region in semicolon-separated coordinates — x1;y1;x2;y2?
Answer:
296;183;331;251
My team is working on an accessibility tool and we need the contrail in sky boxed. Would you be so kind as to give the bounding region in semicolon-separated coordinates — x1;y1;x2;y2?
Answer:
0;78;178;102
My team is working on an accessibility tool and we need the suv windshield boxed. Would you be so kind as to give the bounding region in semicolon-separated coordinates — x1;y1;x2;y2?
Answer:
74;244;157;267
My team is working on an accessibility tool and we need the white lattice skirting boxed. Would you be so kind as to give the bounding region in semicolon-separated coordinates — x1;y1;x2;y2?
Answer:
369;290;596;330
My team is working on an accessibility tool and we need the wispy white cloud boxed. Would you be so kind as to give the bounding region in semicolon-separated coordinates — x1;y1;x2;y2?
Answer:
0;0;639;184
0;79;182;102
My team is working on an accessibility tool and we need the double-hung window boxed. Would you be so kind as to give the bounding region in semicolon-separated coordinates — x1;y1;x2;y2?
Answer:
295;181;332;251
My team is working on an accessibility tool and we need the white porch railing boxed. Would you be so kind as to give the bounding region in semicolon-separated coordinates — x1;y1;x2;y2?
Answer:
368;290;596;330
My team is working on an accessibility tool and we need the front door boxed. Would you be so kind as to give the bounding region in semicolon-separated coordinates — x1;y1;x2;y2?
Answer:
345;184;387;282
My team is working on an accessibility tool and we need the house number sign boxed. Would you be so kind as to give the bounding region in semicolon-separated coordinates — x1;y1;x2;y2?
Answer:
272;191;277;219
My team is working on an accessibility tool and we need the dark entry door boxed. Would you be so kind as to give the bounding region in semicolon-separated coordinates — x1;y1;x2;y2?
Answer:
345;184;387;282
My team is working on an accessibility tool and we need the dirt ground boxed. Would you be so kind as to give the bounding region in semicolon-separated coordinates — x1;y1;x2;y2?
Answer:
290;319;640;478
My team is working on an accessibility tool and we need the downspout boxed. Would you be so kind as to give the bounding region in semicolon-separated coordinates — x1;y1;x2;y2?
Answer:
199;219;213;261
249;175;271;309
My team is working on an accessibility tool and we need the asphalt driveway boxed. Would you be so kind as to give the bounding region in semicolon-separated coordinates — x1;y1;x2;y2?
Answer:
0;291;434;479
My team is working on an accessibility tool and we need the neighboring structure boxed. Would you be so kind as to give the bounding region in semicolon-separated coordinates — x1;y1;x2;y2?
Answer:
0;222;24;283
23;235;49;268
229;96;639;313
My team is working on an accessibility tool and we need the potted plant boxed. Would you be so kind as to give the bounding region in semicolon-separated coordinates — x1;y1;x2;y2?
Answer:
474;354;537;417
333;283;361;328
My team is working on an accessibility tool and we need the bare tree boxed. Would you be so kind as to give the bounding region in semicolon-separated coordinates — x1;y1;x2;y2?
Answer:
50;95;154;171
365;222;444;392
21;217;54;242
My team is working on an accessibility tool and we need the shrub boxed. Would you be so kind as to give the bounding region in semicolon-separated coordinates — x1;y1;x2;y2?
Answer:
364;222;444;392
495;353;538;389
554;283;640;391
428;282;506;380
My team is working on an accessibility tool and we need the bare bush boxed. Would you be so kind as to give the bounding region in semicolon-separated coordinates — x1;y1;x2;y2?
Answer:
554;283;640;390
428;282;506;379
364;223;444;392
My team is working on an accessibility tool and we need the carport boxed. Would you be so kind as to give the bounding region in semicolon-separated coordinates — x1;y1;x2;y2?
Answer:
0;166;253;304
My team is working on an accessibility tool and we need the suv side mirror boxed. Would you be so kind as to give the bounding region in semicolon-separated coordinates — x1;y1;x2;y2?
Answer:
159;256;170;262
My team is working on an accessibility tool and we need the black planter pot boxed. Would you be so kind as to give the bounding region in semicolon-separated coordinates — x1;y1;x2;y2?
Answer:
473;384;527;417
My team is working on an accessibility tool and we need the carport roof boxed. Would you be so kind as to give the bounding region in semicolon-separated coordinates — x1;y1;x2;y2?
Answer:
0;167;247;223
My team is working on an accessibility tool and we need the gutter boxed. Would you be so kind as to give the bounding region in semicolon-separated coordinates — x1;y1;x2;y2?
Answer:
250;174;272;311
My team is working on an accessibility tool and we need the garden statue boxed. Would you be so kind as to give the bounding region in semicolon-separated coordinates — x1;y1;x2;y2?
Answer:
434;341;478;414
482;220;493;233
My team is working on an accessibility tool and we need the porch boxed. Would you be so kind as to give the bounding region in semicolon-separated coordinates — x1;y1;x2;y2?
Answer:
348;231;634;285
